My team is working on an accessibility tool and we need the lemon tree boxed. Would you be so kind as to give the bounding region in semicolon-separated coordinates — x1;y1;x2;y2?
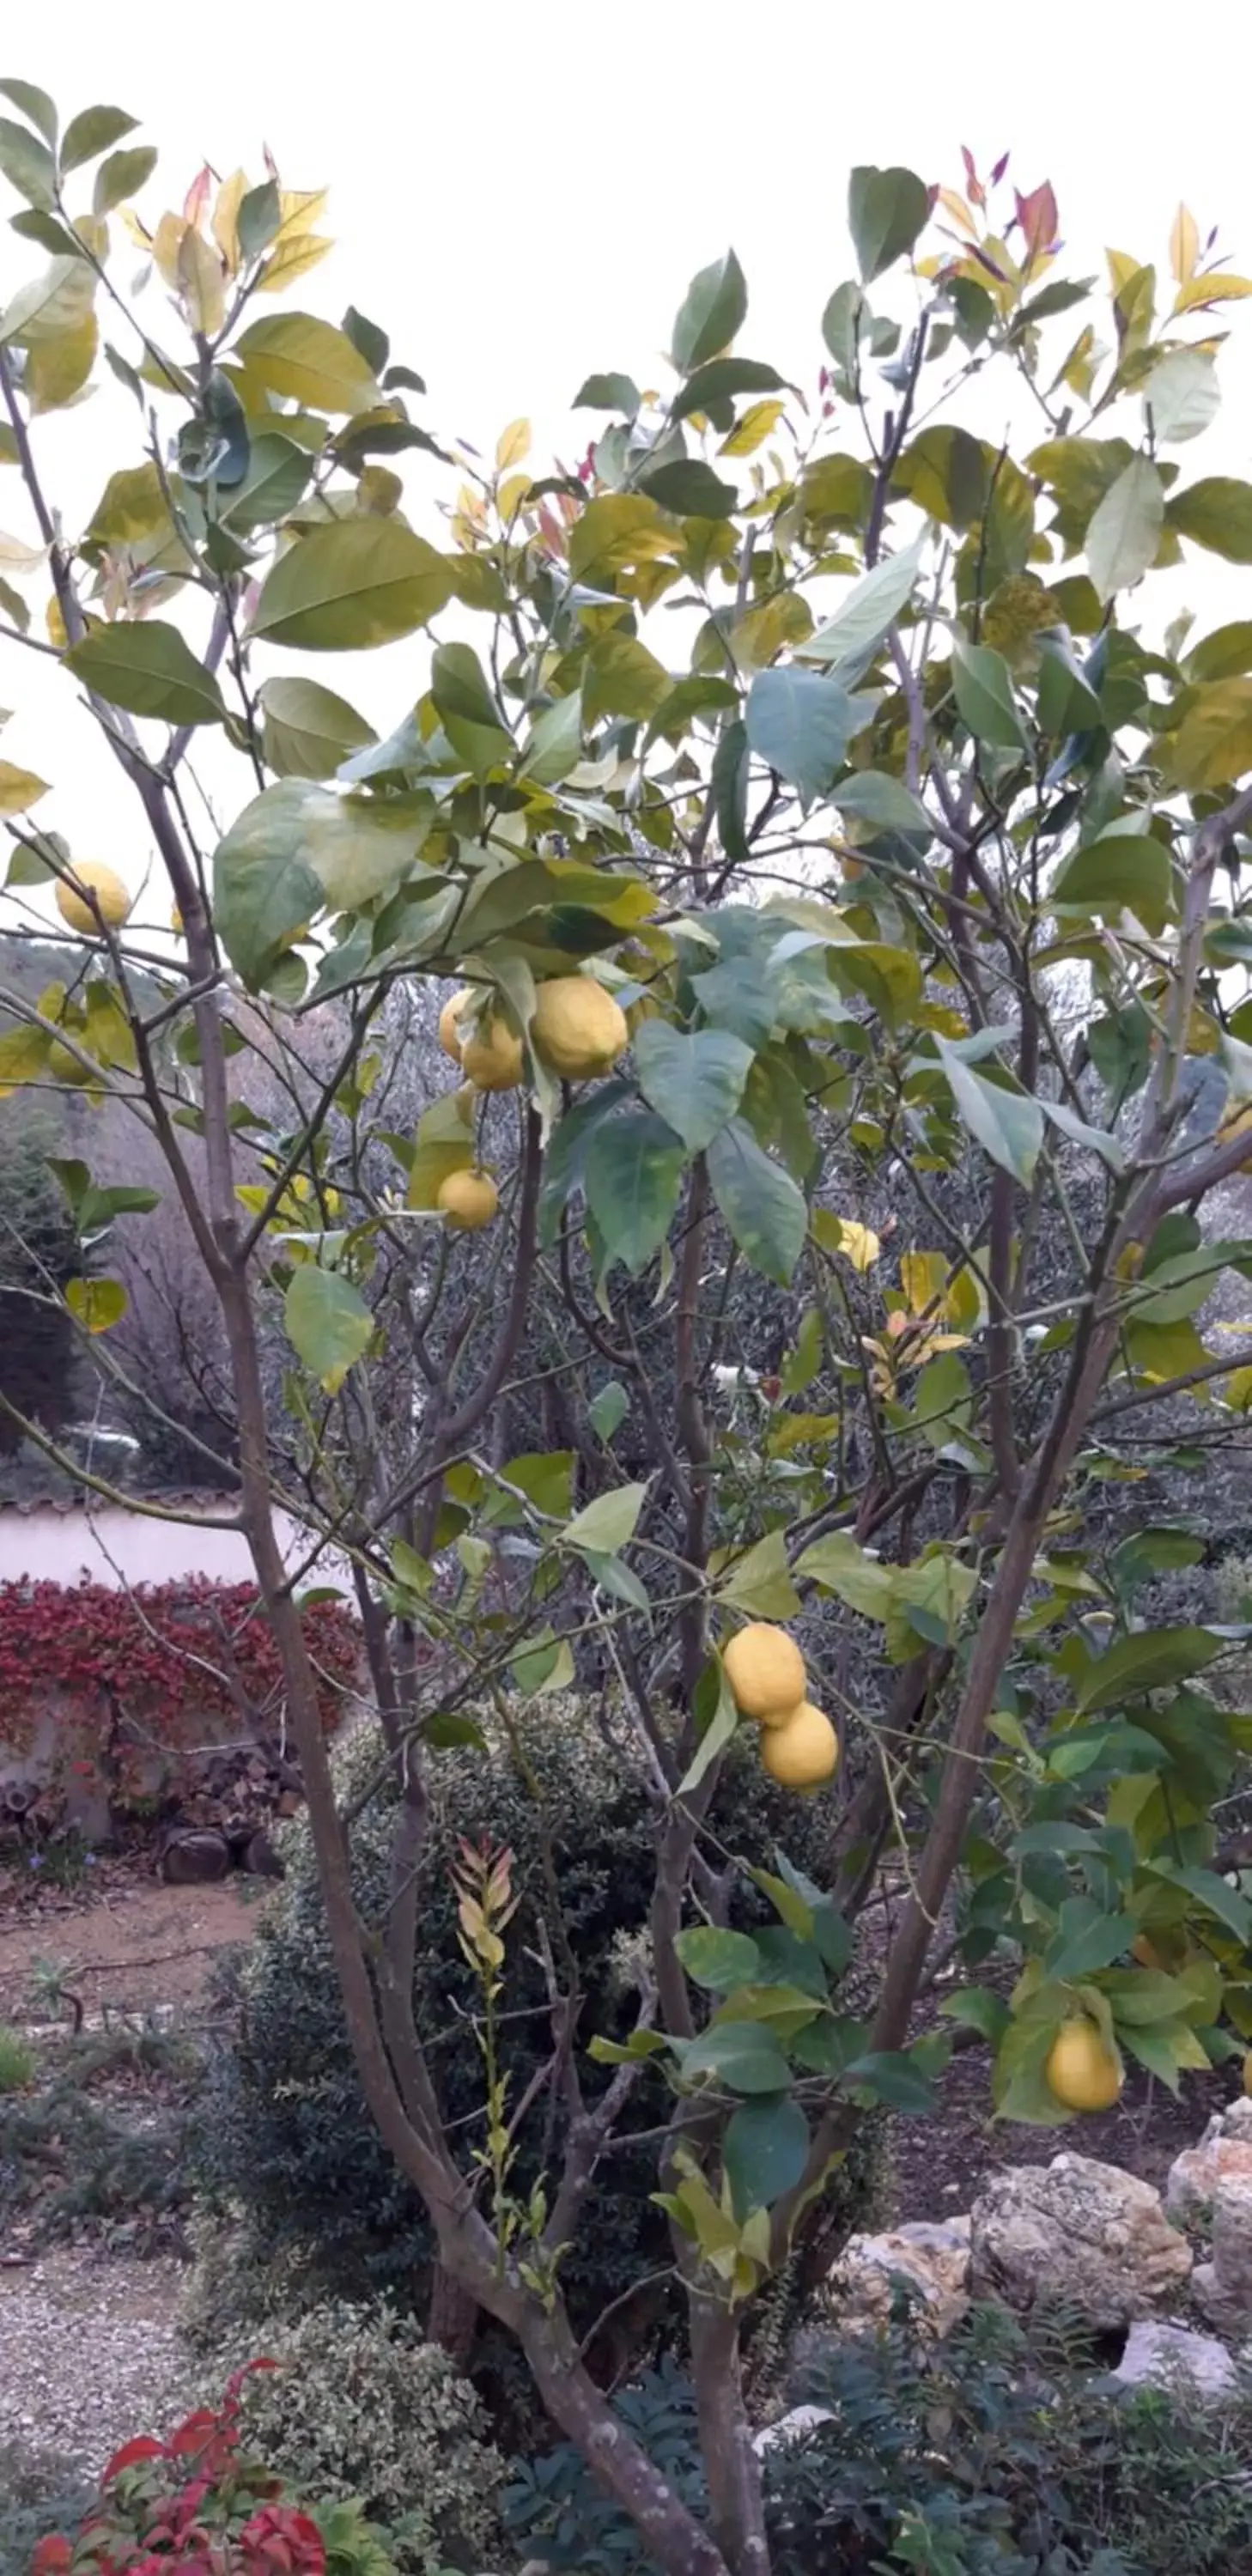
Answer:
3;97;1252;2576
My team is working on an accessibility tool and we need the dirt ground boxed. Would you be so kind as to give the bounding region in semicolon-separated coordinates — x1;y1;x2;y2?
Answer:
0;1878;263;2021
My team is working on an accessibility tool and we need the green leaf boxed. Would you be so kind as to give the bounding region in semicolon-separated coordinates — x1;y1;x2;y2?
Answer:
707;1116;806;1285
746;666;861;805
1085;456;1164;604
520;689;584;786
845;2050;936;2111
251;518;453;651
635;1022;752;1154
584;1109;686;1274
672;249;748;374
830;770;932;839
674;1927;763;1991
64;621;226;727
589;1380;629;1443
237;181;282;264
225;433;313;533
1045;1902;1133;1984
0;115;55;207
678;2019;791;2096
639;459;737;519
933;1036;1042;1184
1052;831;1172;931
1158;1865;1252;1945
1141;348;1220;444
213;779;432;979
563;1481;647;1555
951;640;1028;750
797;532;926;671
670;357;783;424
714;1528;801;1621
679;1654;740;1795
59;104;137;173
795;1531;895;1619
574;371;641;414
1036;637;1103;737
1167;477;1252;565
1076;1626;1224;1712
711;719;750;863
260;677;377;781
0;254;94;346
93;144;157;215
724;2093;809;2217
938;1987;1012;2045
1163;677;1252;791
234;312;381;414
284;1264;372;1394
582;631;670;726
1184;622;1252;684
848;165;930;282
0;82;58;146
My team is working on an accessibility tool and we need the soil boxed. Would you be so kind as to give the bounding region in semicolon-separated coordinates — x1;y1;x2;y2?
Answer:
0;1877;264;2022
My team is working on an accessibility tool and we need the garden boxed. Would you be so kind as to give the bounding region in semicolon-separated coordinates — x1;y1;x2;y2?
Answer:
1;71;1252;2576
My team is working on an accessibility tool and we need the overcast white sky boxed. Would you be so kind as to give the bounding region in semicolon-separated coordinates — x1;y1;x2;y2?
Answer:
3;0;1251;915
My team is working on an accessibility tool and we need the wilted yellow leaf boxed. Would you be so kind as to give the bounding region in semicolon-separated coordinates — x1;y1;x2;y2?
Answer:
1170;204;1199;286
900;1249;947;1315
178;227;225;337
496;417;532;471
256;232;332;294
720;398;785;458
277;186;329;240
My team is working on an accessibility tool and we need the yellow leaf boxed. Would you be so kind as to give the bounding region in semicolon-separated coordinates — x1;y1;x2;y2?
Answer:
1174;272;1252;312
1106;246;1141;295
832;1217;880;1273
0;531;46;572
0;1023;52;1098
937;187;978;238
496;470;532;521
496;416;532;471
1223;1365;1252;1413
212;168;247;274
277;186;330;242
1170;204;1199;287
26;313;98;413
178;228;225;337
119;207;151;252
0;762;48;812
900;1249;947;1315
720;398;784;458
46;594;66;647
66;1277;128;1334
256;231;332;294
356;465;403;515
1163;679;1252;791
733;592;813;672
152;211;186;287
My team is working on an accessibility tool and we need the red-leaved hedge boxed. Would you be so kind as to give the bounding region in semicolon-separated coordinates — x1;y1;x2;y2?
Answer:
0;1577;361;1809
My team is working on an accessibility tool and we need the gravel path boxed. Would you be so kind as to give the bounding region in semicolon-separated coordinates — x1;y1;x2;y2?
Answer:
0;2251;192;2477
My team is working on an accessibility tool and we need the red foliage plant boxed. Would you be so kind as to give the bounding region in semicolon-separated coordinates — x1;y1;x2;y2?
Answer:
32;2368;331;2576
0;1578;361;1813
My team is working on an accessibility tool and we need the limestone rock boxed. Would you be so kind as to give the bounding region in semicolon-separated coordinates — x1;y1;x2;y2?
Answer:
1193;2172;1252;2334
824;2216;971;2339
1113;2318;1238;2401
1166;2095;1252;2227
969;2154;1191;2330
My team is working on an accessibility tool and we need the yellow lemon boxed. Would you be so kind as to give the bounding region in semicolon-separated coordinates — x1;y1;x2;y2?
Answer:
54;861;131;936
461;1015;525;1092
436;1168;499;1230
1044;2019;1123;2114
532;976;629;1080
760;1702;839;1790
723;1623;807;1723
439;988;471;1062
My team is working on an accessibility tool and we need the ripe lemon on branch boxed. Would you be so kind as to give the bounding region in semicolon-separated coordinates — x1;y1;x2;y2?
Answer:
1045;2018;1123;2113
760;1701;839;1790
460;1013;525;1092
55;860;131;935
532;975;629;1080
436;1169;499;1230
722;1623;807;1722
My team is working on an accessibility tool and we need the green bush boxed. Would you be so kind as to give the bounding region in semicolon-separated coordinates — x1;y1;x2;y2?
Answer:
503;2306;1252;2575
193;1697;881;2360
0;2437;96;2576
217;2302;505;2576
0;2026;35;2094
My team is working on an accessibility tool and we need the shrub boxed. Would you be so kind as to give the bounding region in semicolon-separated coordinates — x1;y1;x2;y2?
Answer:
0;2439;95;2576
0;1578;362;1820
24;2372;405;2576
0;2026;35;2093
0;2025;198;2245
211;2302;506;2576
504;2307;1252;2576
194;1699;883;2357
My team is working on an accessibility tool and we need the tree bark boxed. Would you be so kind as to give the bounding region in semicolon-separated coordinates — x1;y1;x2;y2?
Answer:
690;2297;770;2576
